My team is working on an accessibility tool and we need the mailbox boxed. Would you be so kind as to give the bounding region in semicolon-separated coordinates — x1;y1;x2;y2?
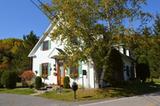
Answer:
72;82;78;99
83;70;87;75
72;82;78;91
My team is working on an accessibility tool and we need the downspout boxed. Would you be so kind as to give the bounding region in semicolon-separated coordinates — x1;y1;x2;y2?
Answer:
30;57;32;70
87;62;90;88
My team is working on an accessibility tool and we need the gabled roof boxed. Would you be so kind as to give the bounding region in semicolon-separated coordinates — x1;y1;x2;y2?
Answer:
48;48;65;59
28;23;54;57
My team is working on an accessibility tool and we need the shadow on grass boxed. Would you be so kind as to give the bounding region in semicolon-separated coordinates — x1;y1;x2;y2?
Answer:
82;96;93;98
40;81;160;101
105;82;160;98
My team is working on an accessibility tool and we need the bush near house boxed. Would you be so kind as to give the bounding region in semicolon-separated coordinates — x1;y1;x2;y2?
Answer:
20;70;35;88
1;71;17;89
63;76;70;88
35;76;42;90
0;71;4;88
136;63;150;83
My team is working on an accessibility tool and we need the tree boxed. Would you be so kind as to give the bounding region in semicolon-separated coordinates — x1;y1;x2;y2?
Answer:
0;31;38;72
0;38;22;70
153;14;160;36
1;71;17;89
103;48;123;85
23;31;39;52
43;0;148;87
119;26;160;79
148;42;160;78
136;63;150;82
0;71;4;88
149;14;160;78
111;12;160;79
13;31;39;71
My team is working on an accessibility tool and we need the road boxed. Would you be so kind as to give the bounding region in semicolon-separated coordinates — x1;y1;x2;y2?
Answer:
0;94;75;106
0;92;160;106
81;92;160;106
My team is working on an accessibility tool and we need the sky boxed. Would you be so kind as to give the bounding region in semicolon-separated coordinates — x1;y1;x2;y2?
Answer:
0;0;50;39
0;0;160;39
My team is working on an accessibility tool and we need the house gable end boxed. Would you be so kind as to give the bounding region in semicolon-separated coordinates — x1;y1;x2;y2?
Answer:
28;23;54;57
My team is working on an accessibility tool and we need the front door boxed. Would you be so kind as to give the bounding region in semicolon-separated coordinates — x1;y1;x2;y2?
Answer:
57;61;65;86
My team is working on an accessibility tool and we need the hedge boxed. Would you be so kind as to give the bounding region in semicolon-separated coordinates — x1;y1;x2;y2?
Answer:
1;71;17;89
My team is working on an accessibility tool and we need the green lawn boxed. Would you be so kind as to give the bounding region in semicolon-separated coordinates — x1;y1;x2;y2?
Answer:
40;81;160;101
0;88;35;95
153;79;160;84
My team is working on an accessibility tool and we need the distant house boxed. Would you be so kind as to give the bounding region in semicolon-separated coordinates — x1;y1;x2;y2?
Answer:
28;24;136;88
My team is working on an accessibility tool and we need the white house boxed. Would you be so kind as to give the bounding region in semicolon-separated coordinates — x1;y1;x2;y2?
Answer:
28;23;135;88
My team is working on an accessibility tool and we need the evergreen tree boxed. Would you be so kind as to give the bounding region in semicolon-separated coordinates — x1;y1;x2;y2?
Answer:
13;31;39;71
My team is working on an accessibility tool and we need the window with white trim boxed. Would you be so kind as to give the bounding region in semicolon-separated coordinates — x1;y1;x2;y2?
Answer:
42;41;49;51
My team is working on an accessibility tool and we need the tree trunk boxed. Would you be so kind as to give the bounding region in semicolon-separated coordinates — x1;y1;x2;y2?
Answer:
93;61;102;88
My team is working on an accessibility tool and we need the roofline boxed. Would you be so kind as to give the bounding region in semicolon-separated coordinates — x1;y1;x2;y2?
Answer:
28;22;54;57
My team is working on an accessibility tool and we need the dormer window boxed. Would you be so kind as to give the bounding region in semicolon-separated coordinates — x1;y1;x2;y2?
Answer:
43;41;49;50
42;40;51;51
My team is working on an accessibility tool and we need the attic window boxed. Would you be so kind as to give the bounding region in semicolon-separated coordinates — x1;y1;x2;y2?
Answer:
42;41;49;51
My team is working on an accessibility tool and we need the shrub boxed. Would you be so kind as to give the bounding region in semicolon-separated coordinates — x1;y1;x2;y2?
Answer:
20;70;35;87
1;71;17;89
20;70;35;81
0;71;4;88
136;63;150;83
63;76;70;88
35;76;42;90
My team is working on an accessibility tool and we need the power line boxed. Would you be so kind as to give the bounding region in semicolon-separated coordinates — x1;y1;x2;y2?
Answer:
30;0;53;21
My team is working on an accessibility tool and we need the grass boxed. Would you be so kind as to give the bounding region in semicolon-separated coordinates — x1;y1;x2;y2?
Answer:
153;79;160;84
0;82;35;95
40;89;104;101
40;81;160;101
0;88;35;95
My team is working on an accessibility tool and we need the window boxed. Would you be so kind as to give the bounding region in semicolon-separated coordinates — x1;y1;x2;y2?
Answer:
42;63;48;77
42;41;49;51
126;66;130;77
123;48;126;55
70;67;78;79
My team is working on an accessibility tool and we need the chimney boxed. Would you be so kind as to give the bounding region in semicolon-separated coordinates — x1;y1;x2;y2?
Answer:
119;46;123;54
126;49;130;56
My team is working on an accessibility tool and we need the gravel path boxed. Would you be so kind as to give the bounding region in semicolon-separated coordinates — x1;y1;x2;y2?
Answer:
0;94;76;106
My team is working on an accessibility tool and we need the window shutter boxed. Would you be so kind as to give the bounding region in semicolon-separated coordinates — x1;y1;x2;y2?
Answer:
40;42;43;51
48;63;51;76
48;40;51;49
78;61;82;76
39;64;42;76
67;68;70;75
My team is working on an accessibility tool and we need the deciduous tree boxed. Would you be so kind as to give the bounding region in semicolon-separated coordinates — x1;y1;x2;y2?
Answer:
43;0;148;86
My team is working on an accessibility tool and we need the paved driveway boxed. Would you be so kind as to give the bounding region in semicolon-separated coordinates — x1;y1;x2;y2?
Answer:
81;92;160;106
0;94;76;106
